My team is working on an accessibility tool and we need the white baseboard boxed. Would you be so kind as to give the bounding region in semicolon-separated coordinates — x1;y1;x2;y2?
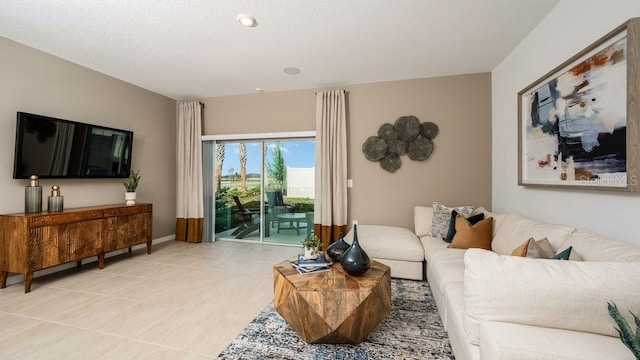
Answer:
4;234;176;288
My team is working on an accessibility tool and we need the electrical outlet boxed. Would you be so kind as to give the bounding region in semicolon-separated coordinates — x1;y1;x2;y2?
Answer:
353;219;358;226
347;179;353;188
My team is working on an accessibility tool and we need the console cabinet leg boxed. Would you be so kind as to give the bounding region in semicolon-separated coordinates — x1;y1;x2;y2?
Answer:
24;272;33;293
0;271;7;289
76;261;82;270
98;254;105;270
128;247;132;253
146;241;152;254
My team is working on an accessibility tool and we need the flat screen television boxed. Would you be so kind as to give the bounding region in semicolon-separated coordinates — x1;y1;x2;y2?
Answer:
13;112;133;179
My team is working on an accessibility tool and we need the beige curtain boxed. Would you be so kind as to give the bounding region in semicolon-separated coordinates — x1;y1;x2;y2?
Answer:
176;101;204;243
314;90;348;249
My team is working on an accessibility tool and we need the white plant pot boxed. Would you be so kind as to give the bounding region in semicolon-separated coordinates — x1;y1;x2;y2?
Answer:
125;192;137;206
304;247;318;260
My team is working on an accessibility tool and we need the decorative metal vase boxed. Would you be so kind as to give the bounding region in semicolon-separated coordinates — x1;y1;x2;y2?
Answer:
25;175;42;213
327;232;350;261
47;185;64;213
340;224;370;276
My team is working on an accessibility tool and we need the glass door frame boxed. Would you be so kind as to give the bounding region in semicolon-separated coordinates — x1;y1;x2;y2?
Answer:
202;131;315;244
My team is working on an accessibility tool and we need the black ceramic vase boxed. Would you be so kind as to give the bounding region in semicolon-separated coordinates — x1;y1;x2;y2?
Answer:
340;225;370;276
326;232;350;261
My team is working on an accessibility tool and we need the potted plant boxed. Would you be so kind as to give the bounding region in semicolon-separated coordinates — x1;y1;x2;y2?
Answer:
302;235;322;260
608;301;640;359
123;169;141;205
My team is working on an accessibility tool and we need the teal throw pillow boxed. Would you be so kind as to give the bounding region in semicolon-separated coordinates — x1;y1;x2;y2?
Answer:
554;246;573;260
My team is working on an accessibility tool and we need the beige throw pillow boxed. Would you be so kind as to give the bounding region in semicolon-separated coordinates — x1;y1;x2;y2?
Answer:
511;238;554;258
448;215;493;250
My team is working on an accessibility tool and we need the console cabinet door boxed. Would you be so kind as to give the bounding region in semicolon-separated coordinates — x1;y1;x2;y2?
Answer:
116;212;151;248
29;220;102;270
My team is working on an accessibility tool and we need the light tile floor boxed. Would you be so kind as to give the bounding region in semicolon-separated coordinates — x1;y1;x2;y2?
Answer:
0;240;300;359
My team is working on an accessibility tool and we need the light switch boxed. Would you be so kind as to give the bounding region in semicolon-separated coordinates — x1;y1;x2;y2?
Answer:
347;179;353;188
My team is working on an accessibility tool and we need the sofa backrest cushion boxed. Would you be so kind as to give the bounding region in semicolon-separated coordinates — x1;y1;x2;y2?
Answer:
559;229;640;262
414;206;434;238
463;249;640;345
491;213;575;255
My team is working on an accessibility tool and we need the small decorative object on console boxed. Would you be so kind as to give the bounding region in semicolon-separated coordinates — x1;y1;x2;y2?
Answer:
47;185;64;213
24;175;42;213
341;224;370;276
327;232;350;261
123;169;141;205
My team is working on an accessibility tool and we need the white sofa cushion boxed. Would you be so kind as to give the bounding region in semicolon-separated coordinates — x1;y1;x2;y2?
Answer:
344;225;424;262
491;213;575;255
558;229;640;262
420;235;449;263
445;282;481;360
414;206;434;238
463;249;640;344
371;258;423;280
428;249;466;294
480;321;634;360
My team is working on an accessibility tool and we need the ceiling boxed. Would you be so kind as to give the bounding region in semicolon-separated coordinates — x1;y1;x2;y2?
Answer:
0;0;559;100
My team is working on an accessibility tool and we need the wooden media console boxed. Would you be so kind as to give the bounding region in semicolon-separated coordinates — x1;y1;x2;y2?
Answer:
0;203;152;293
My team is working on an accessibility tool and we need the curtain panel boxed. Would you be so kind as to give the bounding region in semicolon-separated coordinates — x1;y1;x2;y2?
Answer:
314;90;348;249
176;101;204;243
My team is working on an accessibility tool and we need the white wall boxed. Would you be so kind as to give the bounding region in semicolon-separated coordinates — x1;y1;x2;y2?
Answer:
492;0;640;244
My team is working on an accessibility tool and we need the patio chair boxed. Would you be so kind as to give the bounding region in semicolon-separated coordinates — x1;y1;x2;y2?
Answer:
266;191;293;229
231;196;262;239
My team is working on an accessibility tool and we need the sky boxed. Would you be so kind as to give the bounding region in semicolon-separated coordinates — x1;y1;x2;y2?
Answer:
218;140;315;175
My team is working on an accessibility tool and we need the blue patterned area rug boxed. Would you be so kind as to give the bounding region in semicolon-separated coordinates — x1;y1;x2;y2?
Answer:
217;279;454;359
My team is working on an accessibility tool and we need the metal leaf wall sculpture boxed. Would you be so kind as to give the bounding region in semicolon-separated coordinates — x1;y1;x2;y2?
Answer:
362;116;438;173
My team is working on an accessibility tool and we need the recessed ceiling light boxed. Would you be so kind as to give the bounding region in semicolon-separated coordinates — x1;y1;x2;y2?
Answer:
283;67;301;75
236;14;257;27
255;88;264;93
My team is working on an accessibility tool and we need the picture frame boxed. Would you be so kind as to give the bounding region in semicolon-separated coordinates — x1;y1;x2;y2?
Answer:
518;18;640;191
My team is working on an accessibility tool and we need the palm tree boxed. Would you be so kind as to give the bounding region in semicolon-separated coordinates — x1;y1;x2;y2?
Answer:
215;143;225;189
239;142;247;192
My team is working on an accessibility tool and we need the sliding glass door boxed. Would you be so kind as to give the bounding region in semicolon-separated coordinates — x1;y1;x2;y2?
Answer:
211;141;262;241
204;136;315;245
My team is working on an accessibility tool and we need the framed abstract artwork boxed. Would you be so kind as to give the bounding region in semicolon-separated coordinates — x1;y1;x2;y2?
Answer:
518;18;640;191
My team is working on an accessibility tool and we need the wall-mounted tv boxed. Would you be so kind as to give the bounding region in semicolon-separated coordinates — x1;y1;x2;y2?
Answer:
13;112;133;179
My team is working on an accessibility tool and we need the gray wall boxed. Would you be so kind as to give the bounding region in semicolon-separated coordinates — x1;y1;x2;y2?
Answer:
0;36;177;238
203;73;492;230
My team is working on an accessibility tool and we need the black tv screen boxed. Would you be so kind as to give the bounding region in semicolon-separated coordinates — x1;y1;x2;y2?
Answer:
13;112;133;179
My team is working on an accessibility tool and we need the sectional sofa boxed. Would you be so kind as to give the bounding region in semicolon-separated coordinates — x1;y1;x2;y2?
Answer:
346;205;640;360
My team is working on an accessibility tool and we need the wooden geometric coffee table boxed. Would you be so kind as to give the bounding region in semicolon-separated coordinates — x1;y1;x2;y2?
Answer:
273;258;391;344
